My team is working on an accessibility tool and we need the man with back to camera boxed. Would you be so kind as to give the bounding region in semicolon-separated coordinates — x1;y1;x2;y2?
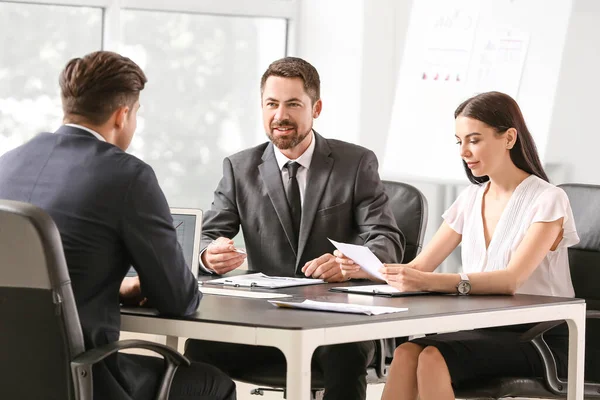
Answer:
0;51;236;400
184;56;404;400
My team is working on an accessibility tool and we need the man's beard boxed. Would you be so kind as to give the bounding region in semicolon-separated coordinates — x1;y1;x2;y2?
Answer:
267;120;311;150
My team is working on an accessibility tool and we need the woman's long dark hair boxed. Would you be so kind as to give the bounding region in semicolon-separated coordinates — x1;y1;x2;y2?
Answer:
454;91;549;184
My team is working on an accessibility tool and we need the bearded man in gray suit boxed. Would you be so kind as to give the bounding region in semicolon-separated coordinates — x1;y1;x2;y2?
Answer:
184;57;404;400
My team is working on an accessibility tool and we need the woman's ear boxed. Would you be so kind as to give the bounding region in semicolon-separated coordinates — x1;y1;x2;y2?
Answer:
505;127;517;149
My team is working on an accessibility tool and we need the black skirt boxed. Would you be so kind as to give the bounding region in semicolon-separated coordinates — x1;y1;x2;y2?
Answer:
410;323;569;386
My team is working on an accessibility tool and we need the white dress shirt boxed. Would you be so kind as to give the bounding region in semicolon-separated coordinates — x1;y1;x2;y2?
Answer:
444;174;579;297
64;123;106;142
272;130;316;206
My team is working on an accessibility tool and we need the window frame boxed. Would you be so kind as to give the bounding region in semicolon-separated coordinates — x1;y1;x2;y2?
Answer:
1;0;297;245
0;0;298;54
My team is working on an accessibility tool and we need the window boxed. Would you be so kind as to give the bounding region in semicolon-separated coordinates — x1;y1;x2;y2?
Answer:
0;2;102;154
0;0;293;248
121;10;287;209
1;0;292;213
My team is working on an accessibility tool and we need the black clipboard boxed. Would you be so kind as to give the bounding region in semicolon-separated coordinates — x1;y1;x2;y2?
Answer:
329;286;431;297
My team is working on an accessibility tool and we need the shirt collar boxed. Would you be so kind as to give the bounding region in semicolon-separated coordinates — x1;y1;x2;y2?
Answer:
273;130;316;171
64;124;106;142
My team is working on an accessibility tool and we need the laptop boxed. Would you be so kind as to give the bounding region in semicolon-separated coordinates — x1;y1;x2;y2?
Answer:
127;208;203;278
170;208;203;278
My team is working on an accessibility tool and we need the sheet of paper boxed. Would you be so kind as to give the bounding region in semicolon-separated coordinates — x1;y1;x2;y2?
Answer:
203;272;325;289
198;286;291;299
268;299;407;316
328;238;385;280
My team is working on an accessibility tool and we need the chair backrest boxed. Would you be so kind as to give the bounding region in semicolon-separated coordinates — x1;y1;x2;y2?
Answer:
382;180;428;263
0;200;85;399
559;183;600;310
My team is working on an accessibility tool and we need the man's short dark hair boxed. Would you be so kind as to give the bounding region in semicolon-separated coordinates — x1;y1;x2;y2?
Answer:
59;51;147;125
260;57;320;104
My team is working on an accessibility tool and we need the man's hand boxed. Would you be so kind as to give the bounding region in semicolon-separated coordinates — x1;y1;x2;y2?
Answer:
119;276;147;306
333;250;373;281
202;237;247;274
301;253;345;282
380;264;426;292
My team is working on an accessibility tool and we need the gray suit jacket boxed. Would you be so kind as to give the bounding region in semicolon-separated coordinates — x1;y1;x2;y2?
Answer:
202;132;404;276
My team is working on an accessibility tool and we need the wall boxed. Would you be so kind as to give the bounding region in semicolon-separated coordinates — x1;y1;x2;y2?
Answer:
295;0;412;157
295;0;364;144
294;0;449;258
382;0;573;183
545;0;600;185
295;0;596;271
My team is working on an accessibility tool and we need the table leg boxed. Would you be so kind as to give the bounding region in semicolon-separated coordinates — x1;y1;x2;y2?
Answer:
284;344;314;400
165;335;179;350
566;305;586;400
259;329;322;400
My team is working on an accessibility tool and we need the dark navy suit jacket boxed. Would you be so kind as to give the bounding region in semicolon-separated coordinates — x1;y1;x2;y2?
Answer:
0;125;200;400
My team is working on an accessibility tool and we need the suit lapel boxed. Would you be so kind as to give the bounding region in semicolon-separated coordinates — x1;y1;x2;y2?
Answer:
258;144;298;257
296;133;333;269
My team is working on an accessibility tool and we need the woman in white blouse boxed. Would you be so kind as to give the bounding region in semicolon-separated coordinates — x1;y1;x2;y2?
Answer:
336;91;579;400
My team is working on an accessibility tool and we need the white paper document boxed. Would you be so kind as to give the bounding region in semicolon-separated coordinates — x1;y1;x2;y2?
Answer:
268;299;407;316
198;286;291;299
328;238;385;280
202;273;325;289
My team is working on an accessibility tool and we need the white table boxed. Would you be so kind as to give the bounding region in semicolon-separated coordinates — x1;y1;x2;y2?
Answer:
121;283;586;400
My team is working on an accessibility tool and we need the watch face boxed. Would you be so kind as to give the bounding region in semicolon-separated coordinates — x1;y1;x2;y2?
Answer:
458;281;471;295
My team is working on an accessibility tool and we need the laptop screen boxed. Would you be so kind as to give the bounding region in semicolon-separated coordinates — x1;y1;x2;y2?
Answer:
172;213;197;269
127;208;202;277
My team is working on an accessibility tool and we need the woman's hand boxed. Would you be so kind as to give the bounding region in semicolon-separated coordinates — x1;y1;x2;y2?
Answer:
333;250;373;280
380;264;428;292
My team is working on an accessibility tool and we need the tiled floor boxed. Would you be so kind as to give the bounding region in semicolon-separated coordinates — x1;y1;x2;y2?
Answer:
233;382;547;400
233;381;385;400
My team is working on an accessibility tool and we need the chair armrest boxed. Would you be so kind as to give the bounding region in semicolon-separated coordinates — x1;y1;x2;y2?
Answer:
71;339;190;400
71;339;189;367
529;335;568;395
518;320;574;395
587;309;600;319
518;320;564;343
519;309;600;342
514;311;600;396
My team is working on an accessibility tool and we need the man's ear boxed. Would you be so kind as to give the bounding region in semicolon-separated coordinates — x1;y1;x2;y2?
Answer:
114;106;130;129
312;99;322;119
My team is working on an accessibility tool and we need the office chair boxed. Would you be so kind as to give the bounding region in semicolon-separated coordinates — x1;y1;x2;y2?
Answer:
453;183;600;399
237;180;428;398
382;180;428;263
0;199;190;400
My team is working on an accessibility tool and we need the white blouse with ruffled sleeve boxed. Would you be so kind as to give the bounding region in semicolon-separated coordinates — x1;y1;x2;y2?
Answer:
443;175;579;297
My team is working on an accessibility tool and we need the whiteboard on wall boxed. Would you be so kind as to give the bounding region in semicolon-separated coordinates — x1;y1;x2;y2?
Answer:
382;0;572;183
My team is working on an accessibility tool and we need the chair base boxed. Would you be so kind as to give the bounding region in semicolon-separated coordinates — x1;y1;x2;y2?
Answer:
237;364;384;399
248;386;324;399
455;377;600;399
